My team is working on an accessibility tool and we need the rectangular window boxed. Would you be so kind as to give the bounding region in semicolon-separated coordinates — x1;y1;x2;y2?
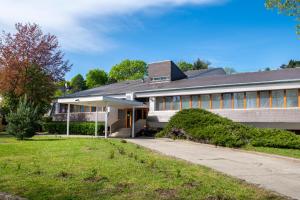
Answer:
155;97;164;111
191;95;199;108
223;93;232;109
181;96;190;109
85;106;91;112
165;96;173;110
91;107;96;112
272;90;284;108
260;91;270;108
246;92;257;109
80;106;85;112
212;94;221;109
201;94;210;109
234;92;244;109
173;96;180;110
286;89;298;107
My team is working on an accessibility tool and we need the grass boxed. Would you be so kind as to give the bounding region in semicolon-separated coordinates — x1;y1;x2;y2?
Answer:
0;134;285;200
244;145;300;160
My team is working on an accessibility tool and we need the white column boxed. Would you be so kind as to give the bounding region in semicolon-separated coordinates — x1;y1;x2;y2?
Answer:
95;106;98;136
104;107;108;138
66;104;70;136
132;107;135;138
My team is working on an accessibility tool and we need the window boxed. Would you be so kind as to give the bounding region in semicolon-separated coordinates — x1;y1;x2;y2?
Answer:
91;107;96;112
155;97;164;111
201;94;210;109
260;91;270;108
212;94;221;109
173;96;180;110
233;92;244;109
191;95;199;108
80;106;85;112
181;96;190;109
223;93;232;109
286;89;298;107
165;96;173;110
246;92;257;108
85;106;91;112
59;104;68;113
272;90;284;108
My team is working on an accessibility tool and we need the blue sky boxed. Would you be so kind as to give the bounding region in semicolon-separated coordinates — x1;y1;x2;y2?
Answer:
0;0;299;80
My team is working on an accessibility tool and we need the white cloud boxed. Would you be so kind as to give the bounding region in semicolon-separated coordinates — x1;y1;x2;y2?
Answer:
0;0;224;52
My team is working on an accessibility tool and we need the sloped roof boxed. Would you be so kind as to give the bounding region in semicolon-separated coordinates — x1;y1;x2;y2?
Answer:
60;68;300;98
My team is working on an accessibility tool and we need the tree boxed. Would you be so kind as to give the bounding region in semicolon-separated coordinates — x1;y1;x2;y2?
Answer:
0;23;70;115
86;69;108;89
280;59;300;68
70;74;86;93
6;96;39;140
193;58;211;70
265;0;300;34
177;61;193;72
223;67;237;75
109;59;147;81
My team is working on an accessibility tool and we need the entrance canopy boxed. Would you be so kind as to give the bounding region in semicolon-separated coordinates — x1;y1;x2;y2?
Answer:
56;96;145;138
57;96;144;108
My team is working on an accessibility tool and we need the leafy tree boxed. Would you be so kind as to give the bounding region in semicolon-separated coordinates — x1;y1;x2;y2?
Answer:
177;61;193;72
0;23;71;115
223;67;237;75
280;59;300;68
109;59;147;81
70;74;86;93
54;81;70;97
86;69;108;89
6;96;39;140
193;58;211;70
265;0;300;34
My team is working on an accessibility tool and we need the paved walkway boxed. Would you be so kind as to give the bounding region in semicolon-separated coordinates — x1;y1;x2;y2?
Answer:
127;138;300;199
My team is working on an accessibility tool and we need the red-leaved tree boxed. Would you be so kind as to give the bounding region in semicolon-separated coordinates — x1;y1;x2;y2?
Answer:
0;23;71;115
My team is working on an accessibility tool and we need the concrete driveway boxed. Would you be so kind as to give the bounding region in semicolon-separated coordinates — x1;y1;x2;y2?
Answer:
127;138;300;199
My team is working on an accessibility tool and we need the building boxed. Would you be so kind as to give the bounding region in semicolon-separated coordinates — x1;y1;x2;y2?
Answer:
53;60;300;137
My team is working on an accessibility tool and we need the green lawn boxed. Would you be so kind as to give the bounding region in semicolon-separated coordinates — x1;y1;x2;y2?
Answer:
0;134;285;200
244;145;300;159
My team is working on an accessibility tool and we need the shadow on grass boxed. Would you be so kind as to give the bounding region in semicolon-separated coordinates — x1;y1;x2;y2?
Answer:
25;138;66;142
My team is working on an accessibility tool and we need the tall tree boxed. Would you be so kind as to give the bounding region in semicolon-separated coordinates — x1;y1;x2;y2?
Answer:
109;59;147;81
265;0;300;34
177;61;193;72
86;69;108;89
0;23;70;115
280;59;300;68
193;58;211;70
70;74;86;93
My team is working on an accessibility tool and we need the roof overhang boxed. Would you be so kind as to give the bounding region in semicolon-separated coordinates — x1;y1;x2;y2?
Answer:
56;96;144;108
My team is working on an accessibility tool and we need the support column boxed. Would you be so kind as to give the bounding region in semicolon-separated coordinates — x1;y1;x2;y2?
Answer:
95;107;98;136
104;107;108;139
66;104;70;136
132;107;135;138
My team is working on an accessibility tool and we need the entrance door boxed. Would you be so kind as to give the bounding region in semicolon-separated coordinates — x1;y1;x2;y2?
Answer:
126;109;132;128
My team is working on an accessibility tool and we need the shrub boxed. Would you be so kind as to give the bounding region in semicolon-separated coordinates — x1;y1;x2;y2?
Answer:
6;96;39;140
158;109;300;149
43;121;104;135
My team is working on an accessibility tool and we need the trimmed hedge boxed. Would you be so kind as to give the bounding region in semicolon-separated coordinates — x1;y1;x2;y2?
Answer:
158;109;300;149
43;121;105;135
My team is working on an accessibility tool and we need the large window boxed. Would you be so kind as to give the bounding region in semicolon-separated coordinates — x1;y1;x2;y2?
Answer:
155;97;164;111
286;89;298;107
165;96;173;110
173;96;180;110
191;95;199;108
201;94;210;109
223;93;232;109
272;90;284;108
260;91;270;108
212;94;221;109
181;96;190;109
233;92;244;109
246;92;257;108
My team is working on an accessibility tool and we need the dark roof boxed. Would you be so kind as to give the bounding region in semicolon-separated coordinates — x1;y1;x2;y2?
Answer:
184;68;226;78
61;68;300;98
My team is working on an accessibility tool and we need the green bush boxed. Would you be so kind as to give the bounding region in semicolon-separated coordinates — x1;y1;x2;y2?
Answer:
158;109;300;149
6;96;39;140
43;121;105;135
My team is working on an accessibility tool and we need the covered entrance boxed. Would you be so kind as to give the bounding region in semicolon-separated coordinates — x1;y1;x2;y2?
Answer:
56;96;145;138
125;108;148;128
